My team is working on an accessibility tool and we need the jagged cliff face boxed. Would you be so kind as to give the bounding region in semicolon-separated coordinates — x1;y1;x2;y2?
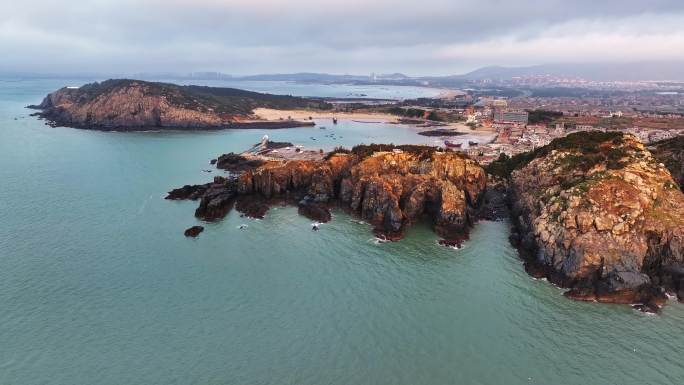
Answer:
238;151;486;239
509;133;684;309
169;147;487;242
649;136;684;190
30;79;328;130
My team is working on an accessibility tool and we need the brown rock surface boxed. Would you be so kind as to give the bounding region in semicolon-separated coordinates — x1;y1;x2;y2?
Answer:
509;132;684;310
168;145;487;242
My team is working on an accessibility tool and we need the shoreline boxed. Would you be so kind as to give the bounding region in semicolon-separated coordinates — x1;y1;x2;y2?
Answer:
253;107;488;133
30;109;317;131
253;107;401;123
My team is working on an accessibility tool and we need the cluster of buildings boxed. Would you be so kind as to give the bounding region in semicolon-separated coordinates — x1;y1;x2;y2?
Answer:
460;94;684;164
463;98;530;127
340;88;683;164
508;93;684;117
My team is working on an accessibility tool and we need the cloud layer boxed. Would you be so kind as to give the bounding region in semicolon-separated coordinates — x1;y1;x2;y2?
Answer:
2;0;684;75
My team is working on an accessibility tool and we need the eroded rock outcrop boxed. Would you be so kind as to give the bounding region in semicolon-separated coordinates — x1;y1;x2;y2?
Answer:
508;132;684;311
168;145;487;242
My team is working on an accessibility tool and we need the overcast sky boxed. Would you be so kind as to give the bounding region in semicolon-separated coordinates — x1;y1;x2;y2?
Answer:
1;0;684;76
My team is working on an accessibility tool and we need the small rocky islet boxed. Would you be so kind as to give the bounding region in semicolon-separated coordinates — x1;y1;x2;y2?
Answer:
171;132;684;312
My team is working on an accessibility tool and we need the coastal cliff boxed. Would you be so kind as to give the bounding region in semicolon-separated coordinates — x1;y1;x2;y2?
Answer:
28;79;330;130
649;136;684;190
506;132;684;311
168;145;487;243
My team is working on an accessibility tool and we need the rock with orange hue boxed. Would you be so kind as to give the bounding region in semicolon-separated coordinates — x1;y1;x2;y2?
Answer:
169;145;487;242
509;132;684;311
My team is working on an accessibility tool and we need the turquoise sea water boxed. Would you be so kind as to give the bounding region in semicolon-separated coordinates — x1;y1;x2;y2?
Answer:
1;79;683;385
166;79;445;100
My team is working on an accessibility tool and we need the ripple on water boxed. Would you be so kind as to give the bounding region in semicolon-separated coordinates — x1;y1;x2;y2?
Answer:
1;80;684;385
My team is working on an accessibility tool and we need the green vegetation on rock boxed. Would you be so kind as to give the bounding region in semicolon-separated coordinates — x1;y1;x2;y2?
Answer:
74;79;332;115
527;109;563;125
326;143;460;161
486;131;625;178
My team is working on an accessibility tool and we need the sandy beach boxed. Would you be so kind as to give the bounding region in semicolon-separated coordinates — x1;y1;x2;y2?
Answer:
253;107;490;133
253;108;401;123
435;89;466;99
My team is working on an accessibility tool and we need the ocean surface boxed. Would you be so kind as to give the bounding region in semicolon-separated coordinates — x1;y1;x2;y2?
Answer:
163;79;445;100
1;78;683;385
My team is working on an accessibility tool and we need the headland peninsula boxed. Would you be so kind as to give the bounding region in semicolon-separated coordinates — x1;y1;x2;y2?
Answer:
28;79;331;130
169;132;684;313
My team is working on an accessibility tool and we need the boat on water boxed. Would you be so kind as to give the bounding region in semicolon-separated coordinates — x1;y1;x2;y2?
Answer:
469;141;479;146
444;140;462;149
332;117;338;124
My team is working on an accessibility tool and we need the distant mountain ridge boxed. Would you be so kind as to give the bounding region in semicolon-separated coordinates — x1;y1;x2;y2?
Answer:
5;61;683;83
231;63;684;83
450;62;684;82
238;72;411;82
238;73;368;82
228;63;684;82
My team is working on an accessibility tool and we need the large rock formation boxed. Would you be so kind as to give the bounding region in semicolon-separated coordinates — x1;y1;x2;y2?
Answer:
508;132;684;311
649;136;684;190
168;145;487;242
28;79;329;130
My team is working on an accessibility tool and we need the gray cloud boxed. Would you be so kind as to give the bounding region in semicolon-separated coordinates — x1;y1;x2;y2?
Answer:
1;0;684;75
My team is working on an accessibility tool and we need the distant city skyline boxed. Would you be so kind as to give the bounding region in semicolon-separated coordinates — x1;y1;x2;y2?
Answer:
2;0;684;76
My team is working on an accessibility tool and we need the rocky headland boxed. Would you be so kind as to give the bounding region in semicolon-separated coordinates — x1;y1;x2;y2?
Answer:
28;79;330;130
167;144;487;243
500;132;684;312
166;128;684;312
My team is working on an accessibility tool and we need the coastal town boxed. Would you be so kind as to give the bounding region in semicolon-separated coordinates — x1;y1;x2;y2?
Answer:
461;96;684;164
324;81;684;165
